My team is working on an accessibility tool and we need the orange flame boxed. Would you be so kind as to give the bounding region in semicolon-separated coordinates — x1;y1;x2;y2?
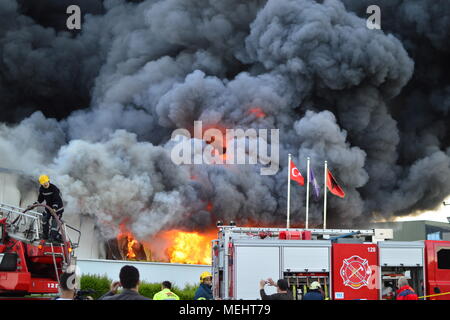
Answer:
127;236;138;259
166;230;215;265
117;223;141;260
117;222;216;264
248;107;266;118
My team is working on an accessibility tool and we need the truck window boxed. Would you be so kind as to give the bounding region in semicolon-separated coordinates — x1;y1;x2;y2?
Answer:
437;249;450;269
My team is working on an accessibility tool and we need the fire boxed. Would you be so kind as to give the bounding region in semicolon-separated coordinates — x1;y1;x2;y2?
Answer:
248;107;266;118
117;223;141;260
116;222;216;264
127;236;138;259
162;230;216;265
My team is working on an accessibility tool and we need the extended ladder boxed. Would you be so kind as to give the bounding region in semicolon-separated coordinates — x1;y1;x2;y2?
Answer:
0;202;43;243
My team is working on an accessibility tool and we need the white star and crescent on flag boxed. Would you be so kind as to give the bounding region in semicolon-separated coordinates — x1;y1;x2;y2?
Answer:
290;160;304;186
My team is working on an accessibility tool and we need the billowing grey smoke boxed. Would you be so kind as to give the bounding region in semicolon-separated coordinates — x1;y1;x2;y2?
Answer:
0;0;106;122
0;0;449;240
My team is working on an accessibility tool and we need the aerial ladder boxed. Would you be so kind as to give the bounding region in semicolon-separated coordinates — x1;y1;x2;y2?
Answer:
0;202;80;296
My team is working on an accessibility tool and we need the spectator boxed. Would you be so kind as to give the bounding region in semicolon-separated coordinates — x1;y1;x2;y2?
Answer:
153;281;180;300
194;272;213;300
259;278;293;300
100;265;150;300
302;281;323;300
396;276;418;300
55;272;76;300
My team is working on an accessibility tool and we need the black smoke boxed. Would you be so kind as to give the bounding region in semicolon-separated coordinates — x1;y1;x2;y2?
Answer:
0;0;449;239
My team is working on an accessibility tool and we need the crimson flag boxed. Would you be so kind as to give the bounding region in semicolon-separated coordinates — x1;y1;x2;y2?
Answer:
326;169;345;198
290;160;305;186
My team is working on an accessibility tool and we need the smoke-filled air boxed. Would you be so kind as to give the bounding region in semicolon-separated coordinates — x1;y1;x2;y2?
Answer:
1;0;449;241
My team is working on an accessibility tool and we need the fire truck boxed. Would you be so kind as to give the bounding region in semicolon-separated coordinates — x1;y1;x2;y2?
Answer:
211;225;450;300
0;202;80;296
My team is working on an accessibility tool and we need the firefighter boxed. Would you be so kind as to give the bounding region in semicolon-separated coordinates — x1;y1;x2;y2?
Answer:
153;281;180;300
194;271;213;300
396;276;418;300
34;175;64;242
302;281;324;300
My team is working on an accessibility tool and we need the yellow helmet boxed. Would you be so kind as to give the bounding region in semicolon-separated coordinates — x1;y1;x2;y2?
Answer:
200;271;212;282
39;175;50;185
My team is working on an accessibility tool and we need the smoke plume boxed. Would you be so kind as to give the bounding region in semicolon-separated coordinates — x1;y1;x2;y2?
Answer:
0;0;449;240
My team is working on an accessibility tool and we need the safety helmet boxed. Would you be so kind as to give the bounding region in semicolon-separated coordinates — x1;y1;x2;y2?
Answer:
200;271;212;282
39;175;50;185
310;281;321;290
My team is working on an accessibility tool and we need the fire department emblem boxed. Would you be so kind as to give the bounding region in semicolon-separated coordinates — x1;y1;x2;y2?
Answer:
340;255;371;290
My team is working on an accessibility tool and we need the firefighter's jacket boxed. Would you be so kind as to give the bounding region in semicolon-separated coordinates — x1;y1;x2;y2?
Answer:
37;183;64;213
396;285;418;300
194;283;213;300
153;288;180;300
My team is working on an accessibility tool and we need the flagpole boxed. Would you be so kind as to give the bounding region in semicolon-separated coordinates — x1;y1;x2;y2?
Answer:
287;154;292;228
306;157;310;229
323;160;327;230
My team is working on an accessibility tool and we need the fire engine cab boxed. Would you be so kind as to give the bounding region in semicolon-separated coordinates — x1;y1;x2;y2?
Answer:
211;225;450;300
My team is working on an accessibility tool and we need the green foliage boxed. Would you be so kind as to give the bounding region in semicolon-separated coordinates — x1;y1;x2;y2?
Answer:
79;274;199;300
138;282;162;298
172;283;198;300
79;274;111;299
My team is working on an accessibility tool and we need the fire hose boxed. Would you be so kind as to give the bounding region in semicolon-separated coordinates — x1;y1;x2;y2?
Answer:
418;291;450;299
23;203;71;265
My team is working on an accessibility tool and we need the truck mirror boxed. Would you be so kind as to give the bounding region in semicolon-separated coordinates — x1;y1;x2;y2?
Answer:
434;287;441;294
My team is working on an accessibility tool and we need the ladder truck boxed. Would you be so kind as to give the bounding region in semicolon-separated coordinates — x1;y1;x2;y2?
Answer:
0;202;80;297
211;225;450;300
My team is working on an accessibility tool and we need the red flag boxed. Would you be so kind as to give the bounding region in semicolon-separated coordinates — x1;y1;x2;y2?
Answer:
290;160;304;186
326;169;345;198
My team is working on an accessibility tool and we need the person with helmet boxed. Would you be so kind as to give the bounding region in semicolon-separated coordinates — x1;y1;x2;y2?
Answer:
153;281;180;300
34;175;64;242
302;281;324;300
396;276;418;300
194;271;213;300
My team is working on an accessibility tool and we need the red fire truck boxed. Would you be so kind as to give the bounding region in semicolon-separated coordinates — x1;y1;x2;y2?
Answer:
0;203;80;296
211;225;450;300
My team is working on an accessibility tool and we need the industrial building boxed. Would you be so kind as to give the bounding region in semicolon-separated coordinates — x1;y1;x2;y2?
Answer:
371;220;450;241
0;171;209;287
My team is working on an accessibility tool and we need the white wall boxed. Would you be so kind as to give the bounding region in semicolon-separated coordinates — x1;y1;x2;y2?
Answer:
0;173;21;206
64;214;106;259
77;259;211;288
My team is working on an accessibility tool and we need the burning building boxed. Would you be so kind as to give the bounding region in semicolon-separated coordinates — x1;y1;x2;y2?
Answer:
0;0;449;264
